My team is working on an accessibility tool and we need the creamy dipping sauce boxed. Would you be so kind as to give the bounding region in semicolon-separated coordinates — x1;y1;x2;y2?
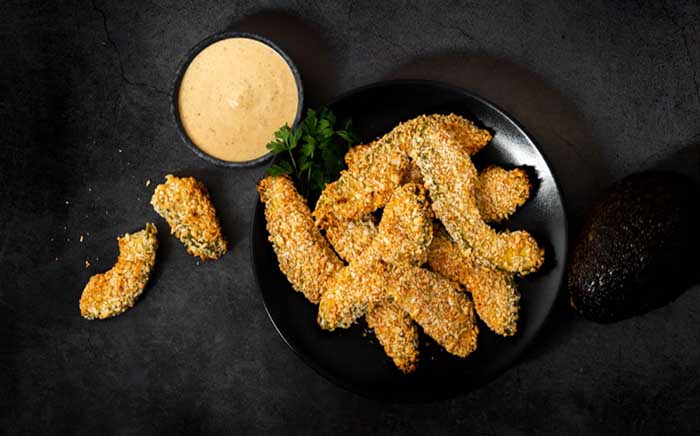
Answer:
178;38;299;162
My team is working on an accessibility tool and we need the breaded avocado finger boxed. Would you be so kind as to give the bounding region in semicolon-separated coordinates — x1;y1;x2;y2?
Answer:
313;139;410;229
151;175;227;260
385;264;479;358
401;115;544;274
476;166;531;223
428;227;519;336
324;215;377;263
366;300;420;373
324;211;421;373
374;183;433;266
314;114;492;228
318;184;433;330
258;175;344;304
404;163;530;223
79;223;158;320
388;113;492;156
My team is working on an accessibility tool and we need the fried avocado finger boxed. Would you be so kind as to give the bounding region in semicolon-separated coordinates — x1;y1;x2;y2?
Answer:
79;223;158;320
403;163;532;223
317;258;386;330
318;184;433;330
375;183;433;266
324;215;377;263
324;212;422;372
314;114;491;228
366;300;420;373
476;166;531;223
403;116;544;274
428;228;520;336
313;140;410;229
389;113;492;156
258;175;344;305
385;265;479;358
151;175;227;260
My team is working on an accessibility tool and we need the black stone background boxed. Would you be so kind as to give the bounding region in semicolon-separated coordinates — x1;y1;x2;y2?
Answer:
2;1;700;434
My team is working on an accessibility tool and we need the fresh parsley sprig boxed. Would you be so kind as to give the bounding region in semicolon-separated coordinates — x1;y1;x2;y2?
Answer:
266;108;358;203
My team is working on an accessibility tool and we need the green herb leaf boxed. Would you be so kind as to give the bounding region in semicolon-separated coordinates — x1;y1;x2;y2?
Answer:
264;108;358;205
266;161;294;177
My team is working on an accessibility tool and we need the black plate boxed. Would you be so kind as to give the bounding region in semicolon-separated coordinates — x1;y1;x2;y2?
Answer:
251;80;568;401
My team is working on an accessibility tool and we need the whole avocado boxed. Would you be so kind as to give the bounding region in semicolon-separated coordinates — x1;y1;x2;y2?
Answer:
568;171;697;322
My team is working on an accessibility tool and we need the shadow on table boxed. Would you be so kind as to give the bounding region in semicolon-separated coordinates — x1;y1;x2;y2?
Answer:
385;51;613;362
226;10;338;107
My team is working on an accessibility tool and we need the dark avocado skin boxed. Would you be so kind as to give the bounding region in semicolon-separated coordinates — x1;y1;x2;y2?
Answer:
568;171;698;322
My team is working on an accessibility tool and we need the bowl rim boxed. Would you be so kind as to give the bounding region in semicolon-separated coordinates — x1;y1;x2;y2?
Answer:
170;31;305;168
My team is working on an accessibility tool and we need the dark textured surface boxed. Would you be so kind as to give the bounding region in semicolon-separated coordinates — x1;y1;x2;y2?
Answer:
569;171;697;323
1;1;699;434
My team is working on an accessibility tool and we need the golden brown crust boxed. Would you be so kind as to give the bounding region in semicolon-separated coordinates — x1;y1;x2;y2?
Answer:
388;113;492;156
79;223;158;320
324;211;421;372
400;116;544;274
257;175;344;304
150;175;227;260
317;257;387;330
313;140;410;229
318;184;433;330
476;166;531;223
324;215;377;262
405;163;532;223
428;228;519;336
314;114;492;228
366;300;419;373
375;183;433;266
385;265;479;358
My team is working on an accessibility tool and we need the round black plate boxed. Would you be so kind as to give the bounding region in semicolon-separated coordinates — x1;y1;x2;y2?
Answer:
251;80;568;401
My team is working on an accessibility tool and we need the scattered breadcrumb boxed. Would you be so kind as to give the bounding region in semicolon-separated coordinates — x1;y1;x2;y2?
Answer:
145;179;151;187
84;260;91;268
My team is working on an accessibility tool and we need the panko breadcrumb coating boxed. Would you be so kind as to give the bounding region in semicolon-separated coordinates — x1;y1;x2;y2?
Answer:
403;163;531;223
258;175;344;304
375;183;433;265
318;184;433;330
385;265;479;358
365;300;419;373
476;166;531;223
313;139;410;229
151;175;227;260
324;215;377;262
428;227;520;336
324;210;421;373
317;256;386;330
400;115;544;274
79;223;158;320
388;113;492;156
314;114;492;228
